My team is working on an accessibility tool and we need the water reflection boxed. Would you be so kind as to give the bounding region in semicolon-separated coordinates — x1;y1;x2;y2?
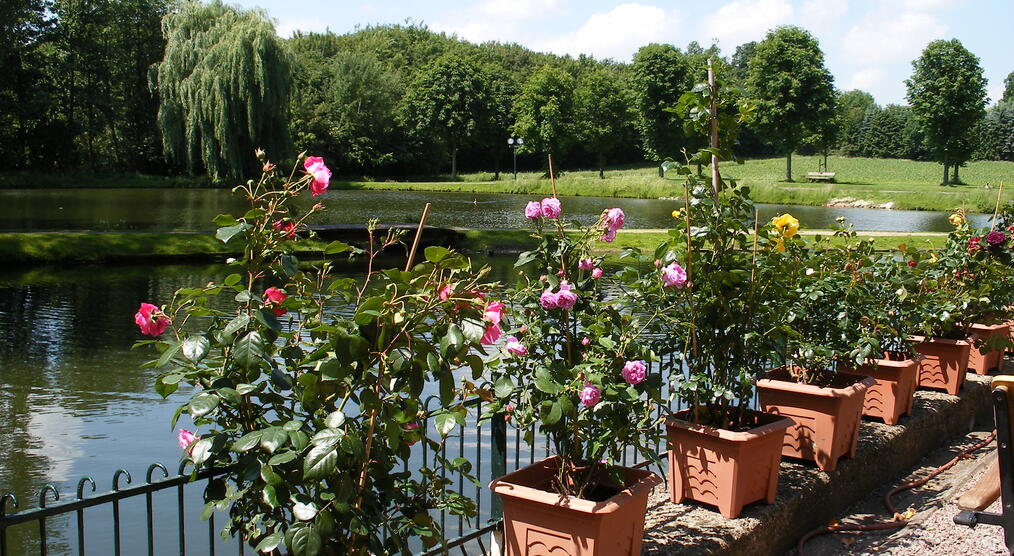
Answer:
0;188;990;233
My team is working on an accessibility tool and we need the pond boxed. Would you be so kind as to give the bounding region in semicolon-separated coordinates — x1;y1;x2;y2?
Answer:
0;188;992;233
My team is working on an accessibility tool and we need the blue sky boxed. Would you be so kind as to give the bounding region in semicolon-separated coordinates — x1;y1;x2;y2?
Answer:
233;0;1012;106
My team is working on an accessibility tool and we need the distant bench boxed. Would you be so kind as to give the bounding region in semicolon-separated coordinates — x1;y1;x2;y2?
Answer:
806;172;836;182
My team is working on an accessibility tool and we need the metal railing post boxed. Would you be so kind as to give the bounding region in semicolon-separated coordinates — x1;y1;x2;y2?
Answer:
489;412;507;555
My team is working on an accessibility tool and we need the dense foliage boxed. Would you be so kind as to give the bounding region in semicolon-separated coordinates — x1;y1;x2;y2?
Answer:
3;5;1011;179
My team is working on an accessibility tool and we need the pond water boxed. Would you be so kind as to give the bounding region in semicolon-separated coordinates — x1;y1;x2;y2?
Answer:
0;188;992;233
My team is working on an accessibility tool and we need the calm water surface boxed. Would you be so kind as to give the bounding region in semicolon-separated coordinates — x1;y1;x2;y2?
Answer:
0;188;991;232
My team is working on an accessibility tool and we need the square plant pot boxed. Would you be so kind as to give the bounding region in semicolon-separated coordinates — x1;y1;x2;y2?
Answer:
968;323;1008;375
756;369;874;473
911;335;970;396
666;408;793;519
850;357;918;425
490;456;662;556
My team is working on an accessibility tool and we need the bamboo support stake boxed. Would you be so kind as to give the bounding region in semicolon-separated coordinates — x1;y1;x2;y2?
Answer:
548;154;558;197
992;182;1005;230
708;58;721;199
405;202;432;271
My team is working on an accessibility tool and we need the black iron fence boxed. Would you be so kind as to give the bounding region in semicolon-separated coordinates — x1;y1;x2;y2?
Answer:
1;357;682;556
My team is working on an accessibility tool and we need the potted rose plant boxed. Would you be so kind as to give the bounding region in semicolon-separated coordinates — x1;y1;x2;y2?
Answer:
756;223;877;472
487;197;666;556
135;152;499;556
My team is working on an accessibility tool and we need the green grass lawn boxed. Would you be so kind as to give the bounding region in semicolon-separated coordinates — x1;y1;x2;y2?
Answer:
345;155;1014;213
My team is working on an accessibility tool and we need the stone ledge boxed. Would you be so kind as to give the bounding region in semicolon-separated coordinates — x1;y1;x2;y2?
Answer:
641;373;994;555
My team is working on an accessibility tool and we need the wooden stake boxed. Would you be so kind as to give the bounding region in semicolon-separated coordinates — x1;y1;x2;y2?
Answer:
548;154;558;198
405;202;432;271
708;58;721;199
992;181;1005;230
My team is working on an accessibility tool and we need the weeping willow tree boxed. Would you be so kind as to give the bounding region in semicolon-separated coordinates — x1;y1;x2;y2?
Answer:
153;1;292;179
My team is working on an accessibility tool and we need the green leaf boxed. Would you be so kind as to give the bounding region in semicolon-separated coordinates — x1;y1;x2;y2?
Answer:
268;451;297;466
514;250;538;268
190;438;213;465
182;335;210;362
542;401;563;425
234;331;265;369
262;484;280;508
292;501;318;521
424;245;451;263
288;525;321;556
223;314;250;337
216;223;249;243
434;410;464;436
324;410;345;428
154;377;178;398
155;341;182;368
354;297;384;325
324;240;352;255
212;214;238;227
460;318;485;344
494;376;514;399
466;354;484;379
236;383;260;395
260;427;288;453
254;532;284;554
280;254;299;277
310;428;343;447
534;369;562;394
440;324;465;358
223;273;243;286
189;393;219;418
303;444;338;480
233;430;264;452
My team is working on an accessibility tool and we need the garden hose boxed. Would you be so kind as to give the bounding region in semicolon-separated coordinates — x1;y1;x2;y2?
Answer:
796;429;998;556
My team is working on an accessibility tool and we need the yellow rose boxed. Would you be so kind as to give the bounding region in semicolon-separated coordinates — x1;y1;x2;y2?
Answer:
672;209;683;219
772;213;799;238
948;213;965;227
773;237;785;252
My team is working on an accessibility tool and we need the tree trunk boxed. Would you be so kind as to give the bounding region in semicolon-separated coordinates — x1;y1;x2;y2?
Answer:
952;164;960;184
598;152;605;179
493;151;500;181
942;163;950;186
451;147;457;179
786;152;792;181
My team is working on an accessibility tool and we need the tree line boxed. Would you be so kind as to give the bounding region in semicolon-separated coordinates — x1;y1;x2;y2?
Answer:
3;0;1012;182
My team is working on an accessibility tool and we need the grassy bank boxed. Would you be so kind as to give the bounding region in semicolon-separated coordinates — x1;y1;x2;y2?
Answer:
0;171;214;189
1;229;947;266
346;156;1014;213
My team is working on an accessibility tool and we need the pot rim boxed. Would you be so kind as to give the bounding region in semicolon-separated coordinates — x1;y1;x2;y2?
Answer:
488;456;663;515
665;408;793;441
909;335;970;346
756;370;875;398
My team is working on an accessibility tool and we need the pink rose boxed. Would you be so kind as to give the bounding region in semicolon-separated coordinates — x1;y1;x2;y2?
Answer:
273;219;296;239
404;423;420;446
481;322;502;345
580;382;601;407
579;258;595;270
653;259;662;268
581;337;591;346
555;282;578;309
907;260;917;268
599;230;617;243
505;336;528;356
603;208;625;233
303;156;331;197
264;287;287;316
540;289;559;309
591;267;603;279
135;303;170;337
661;262;688;289
524;201;542;219
541;198;561;219
622;360;647;385
177;429;199;454
439;284;454;301
506;403;515;413
484;302;505;326
519;325;528;334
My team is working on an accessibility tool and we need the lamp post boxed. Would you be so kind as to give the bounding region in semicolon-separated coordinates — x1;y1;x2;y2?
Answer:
507;137;523;180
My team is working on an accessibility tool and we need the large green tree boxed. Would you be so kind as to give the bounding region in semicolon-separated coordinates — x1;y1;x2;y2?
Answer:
0;0;56;168
512;65;576;166
747;26;836;180
629;44;693;161
575;68;634;178
153;0;292;179
905;39;987;185
401;53;491;178
836;90;877;156
1002;71;1013;103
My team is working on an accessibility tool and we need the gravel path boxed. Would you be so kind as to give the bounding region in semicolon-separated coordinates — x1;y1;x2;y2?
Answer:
793;427;1007;555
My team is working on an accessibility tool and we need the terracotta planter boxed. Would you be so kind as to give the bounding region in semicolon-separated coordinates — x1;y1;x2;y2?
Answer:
912;335;970;395
851;357;918;425
968;323;1008;374
490;456;662;556
1007;320;1014;355
666;409;793;519
756;369;874;472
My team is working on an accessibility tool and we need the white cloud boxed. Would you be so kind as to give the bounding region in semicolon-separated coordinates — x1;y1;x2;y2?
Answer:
988;83;1004;105
842;11;947;63
537;4;679;62
701;0;794;49
478;0;559;19
896;0;967;9
848;67;886;91
800;0;848;26
275;17;331;38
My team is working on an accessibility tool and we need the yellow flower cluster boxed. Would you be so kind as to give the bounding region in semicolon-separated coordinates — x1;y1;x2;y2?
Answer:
948;212;965;227
672;209;684;219
769;213;799;252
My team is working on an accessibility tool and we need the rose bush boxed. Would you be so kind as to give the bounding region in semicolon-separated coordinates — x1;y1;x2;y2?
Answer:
488;198;668;498
135;152;497;555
